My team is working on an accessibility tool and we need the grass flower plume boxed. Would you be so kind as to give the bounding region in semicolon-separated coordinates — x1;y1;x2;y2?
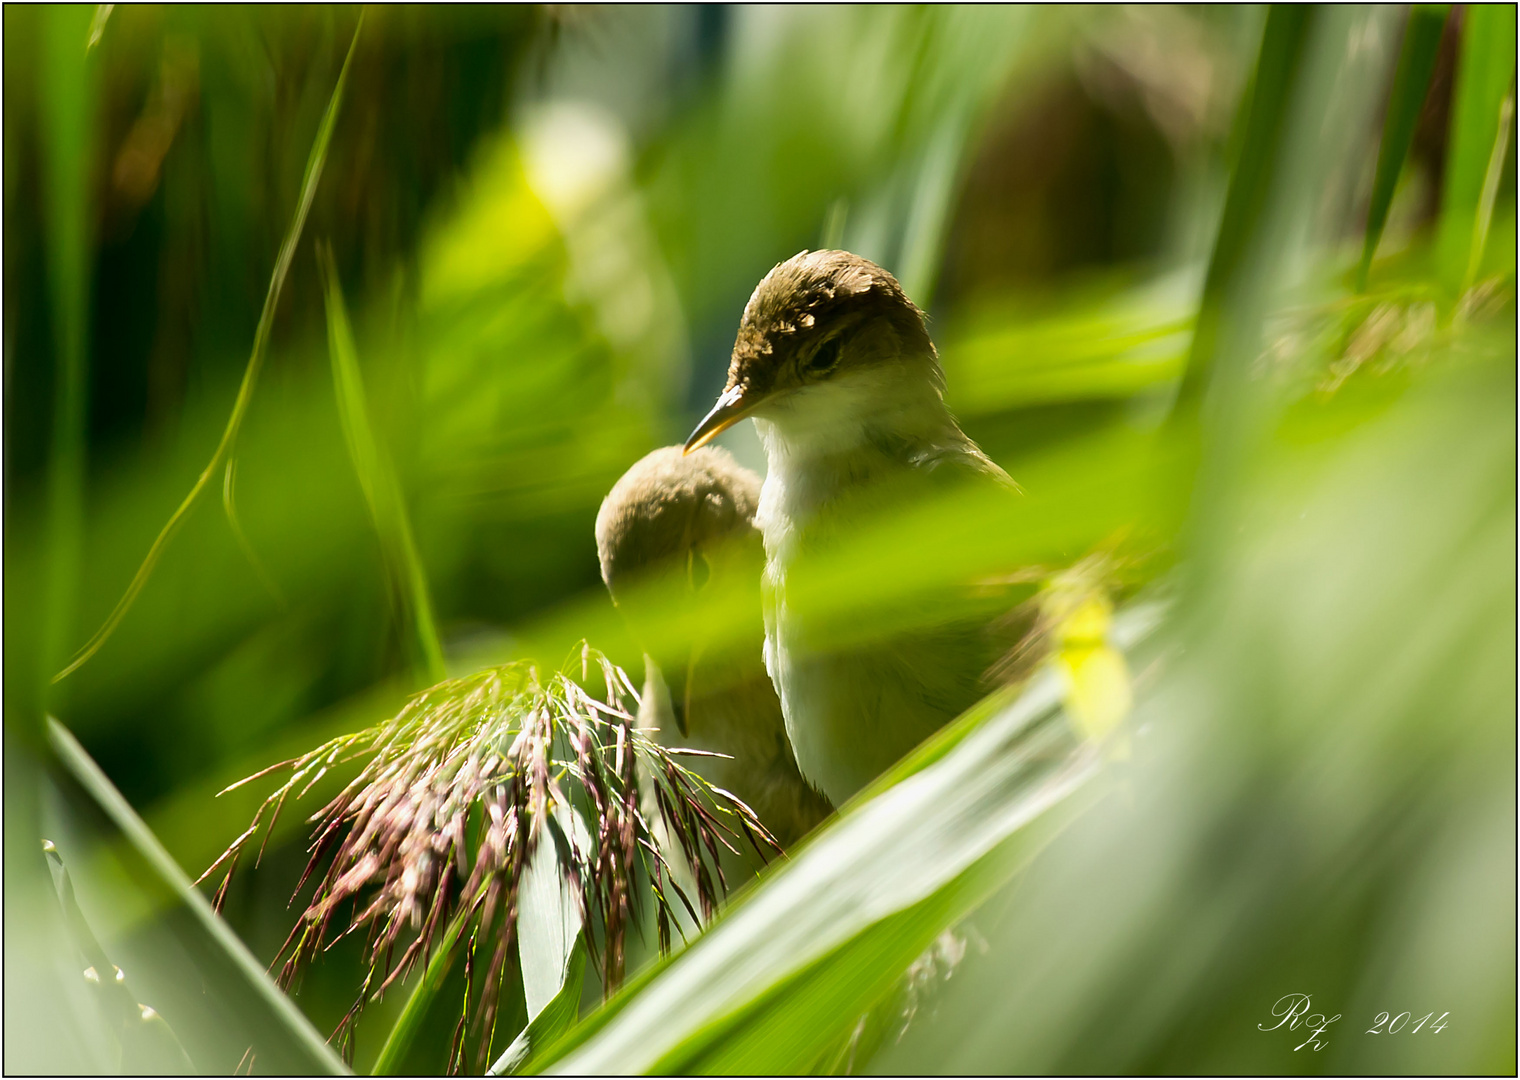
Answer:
200;644;775;1066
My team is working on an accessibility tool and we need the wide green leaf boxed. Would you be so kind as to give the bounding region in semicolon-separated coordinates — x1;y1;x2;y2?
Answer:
531;607;1161;1075
482;805;593;1076
517;807;590;1023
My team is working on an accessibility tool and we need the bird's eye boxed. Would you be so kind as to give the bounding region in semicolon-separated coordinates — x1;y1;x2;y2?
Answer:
687;550;711;591
805;336;842;376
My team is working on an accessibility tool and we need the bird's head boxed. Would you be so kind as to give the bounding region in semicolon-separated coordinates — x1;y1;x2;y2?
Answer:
597;444;761;593
595;446;768;731
685;250;943;453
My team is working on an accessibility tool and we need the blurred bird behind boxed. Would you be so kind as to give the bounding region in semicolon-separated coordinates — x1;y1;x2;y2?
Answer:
596;446;832;851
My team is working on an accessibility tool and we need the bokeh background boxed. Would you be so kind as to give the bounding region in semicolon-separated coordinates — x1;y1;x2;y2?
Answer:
5;4;1514;1075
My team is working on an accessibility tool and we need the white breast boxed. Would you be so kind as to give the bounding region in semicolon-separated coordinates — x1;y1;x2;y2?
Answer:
750;374;977;803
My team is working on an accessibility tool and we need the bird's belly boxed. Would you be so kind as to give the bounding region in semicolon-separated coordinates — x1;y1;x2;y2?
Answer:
770;615;958;805
757;435;1012;805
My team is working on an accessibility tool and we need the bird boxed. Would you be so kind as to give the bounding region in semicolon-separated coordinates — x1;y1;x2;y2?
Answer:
595;445;833;851
684;249;1021;806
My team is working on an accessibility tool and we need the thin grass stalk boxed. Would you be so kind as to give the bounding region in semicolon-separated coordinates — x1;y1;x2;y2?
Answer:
1463;90;1514;293
53;14;364;683
222;459;285;606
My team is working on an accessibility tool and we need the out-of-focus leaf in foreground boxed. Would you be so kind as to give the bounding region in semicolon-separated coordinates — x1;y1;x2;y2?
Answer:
880;308;1516;1077
873;1;1515;1068
532;607;1162;1074
41;839;195;1074
41;720;348;1074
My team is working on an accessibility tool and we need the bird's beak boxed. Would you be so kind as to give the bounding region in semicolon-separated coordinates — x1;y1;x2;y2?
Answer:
684;384;754;453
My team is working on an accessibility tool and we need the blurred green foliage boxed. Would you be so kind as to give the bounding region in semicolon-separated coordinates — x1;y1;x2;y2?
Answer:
4;3;1513;1075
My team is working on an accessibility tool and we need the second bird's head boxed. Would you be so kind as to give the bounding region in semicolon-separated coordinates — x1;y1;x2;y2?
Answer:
685;250;946;454
596;445;770;734
597;445;767;650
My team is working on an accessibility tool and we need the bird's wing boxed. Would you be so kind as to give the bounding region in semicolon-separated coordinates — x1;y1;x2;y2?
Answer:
910;439;1040;689
914;437;1022;494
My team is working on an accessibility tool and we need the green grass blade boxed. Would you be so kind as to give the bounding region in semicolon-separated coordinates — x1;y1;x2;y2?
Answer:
1436;3;1518;294
371;911;469;1076
490;809;591;1075
1177;4;1316;407
516;809;586;1023
38;4;96;702
52;15;363;684
42;841;197;1073
46;719;348;1074
490;941;587;1076
1358;4;1449;290
1172;4;1396;542
318;244;446;684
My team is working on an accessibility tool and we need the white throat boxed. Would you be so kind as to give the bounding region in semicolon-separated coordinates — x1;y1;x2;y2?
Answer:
752;364;952;559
